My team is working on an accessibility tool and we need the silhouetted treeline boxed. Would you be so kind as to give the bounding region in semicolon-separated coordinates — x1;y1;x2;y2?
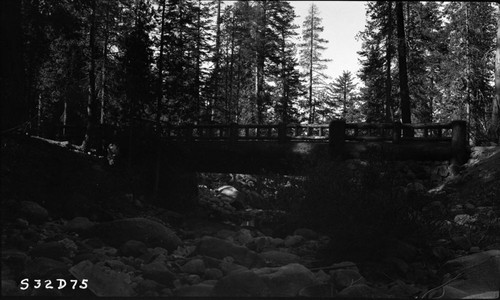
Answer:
1;1;499;146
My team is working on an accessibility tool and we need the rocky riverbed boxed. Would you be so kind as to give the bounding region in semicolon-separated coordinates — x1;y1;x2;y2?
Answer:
2;194;499;297
1;135;499;297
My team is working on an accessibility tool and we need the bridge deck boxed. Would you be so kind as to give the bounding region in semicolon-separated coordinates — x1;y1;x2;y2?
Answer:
38;119;468;174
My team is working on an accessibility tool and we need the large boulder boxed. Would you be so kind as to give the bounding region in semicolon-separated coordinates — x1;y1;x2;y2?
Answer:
64;217;95;233
174;283;214;297
212;270;269;297
19;201;49;224
29;240;73;260
24;257;69;278
329;269;366;291
141;261;176;286
196;236;265;268
427;250;500;299
89;218;181;251
69;260;135;297
254;263;317;296
284;235;305;247
338;283;389;298
180;258;206;275
215;185;243;204
293;228;319;240
118;240;148;257
259;250;301;266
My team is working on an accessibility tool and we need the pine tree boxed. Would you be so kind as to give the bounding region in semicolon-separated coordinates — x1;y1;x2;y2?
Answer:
357;2;388;122
404;1;444;123
262;0;302;124
298;3;331;124
492;3;500;142
441;2;496;142
82;0;99;151
331;71;357;119
396;1;411;135
120;0;154;123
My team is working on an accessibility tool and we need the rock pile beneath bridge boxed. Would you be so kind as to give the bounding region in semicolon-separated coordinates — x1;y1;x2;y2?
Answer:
2;198;499;298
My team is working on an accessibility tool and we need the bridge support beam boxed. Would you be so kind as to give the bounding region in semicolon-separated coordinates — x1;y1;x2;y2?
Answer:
451;120;468;166
392;121;402;144
330;119;345;159
278;123;287;143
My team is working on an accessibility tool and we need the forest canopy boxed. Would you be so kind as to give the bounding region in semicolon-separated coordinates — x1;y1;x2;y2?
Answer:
1;0;499;146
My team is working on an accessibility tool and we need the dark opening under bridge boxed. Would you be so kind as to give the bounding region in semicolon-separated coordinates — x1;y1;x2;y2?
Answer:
146;119;469;175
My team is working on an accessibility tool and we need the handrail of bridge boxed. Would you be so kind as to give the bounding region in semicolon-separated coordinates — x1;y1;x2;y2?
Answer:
343;122;453;142
36;118;468;165
40;119;458;145
157;121;455;143
156;119;466;165
162;123;330;142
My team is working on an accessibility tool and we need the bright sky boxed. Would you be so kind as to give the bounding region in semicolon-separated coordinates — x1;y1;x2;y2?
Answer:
290;1;368;85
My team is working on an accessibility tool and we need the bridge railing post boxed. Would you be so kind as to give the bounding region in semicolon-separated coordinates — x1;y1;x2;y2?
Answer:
278;123;287;143
451;120;467;166
230;123;238;142
392;121;402;144
329;119;345;159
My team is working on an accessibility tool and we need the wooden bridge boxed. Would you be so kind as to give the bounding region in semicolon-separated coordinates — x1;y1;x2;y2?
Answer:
38;119;469;174
150;119;469;174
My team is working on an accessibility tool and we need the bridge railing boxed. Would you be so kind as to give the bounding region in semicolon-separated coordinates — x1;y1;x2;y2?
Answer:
161;119;467;165
160;121;455;143
330;119;467;165
343;122;453;142
163;123;330;142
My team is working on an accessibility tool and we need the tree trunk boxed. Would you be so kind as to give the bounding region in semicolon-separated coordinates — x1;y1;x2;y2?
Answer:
343;88;347;118
82;0;99;151
281;28;288;124
100;9;109;125
396;1;412;136
210;0;222;122
255;1;267;125
229;17;235;122
385;1;393;122
195;0;202;123
37;94;42;135
154;0;166;198
492;3;500;142
62;99;67;137
309;12;314;124
464;2;473;142
235;49;242;123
